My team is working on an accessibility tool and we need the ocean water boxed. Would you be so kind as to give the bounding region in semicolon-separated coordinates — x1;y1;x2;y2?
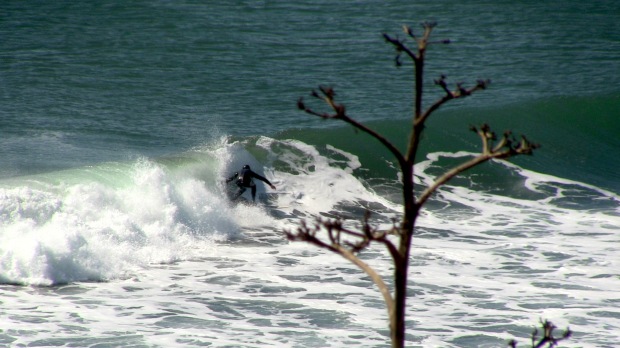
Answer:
1;1;619;347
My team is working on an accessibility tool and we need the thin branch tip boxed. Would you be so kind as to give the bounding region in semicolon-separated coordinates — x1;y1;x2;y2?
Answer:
423;21;437;29
296;97;305;110
477;79;491;88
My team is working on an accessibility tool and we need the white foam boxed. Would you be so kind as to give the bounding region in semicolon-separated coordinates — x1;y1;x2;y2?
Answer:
0;158;236;285
254;137;400;216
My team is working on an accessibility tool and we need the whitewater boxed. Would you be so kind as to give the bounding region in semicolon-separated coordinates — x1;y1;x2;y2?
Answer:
1;136;618;347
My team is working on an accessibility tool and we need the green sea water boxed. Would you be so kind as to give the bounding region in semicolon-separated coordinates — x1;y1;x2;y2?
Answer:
2;1;619;192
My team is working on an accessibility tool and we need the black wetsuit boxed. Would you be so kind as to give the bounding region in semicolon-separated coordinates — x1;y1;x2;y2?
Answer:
226;168;274;202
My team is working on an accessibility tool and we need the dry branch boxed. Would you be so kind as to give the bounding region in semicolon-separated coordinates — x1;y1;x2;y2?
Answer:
508;320;572;348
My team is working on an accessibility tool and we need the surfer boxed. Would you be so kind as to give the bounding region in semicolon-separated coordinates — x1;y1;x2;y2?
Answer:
225;164;276;202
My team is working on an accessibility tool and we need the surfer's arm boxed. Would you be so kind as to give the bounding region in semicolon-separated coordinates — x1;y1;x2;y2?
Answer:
225;172;238;183
252;172;276;189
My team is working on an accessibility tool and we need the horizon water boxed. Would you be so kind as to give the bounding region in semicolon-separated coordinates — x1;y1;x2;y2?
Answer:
1;1;619;347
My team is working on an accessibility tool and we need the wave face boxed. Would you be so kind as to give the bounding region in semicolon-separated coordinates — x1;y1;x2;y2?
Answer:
281;93;620;195
2;133;617;287
0;134;396;285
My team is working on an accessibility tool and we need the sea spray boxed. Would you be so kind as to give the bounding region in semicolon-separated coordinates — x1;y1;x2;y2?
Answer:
0;158;235;285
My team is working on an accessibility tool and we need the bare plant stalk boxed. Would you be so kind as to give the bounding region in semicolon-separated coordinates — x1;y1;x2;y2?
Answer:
289;22;540;348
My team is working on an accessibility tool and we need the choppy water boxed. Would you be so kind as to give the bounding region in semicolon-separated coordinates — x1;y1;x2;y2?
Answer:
1;1;619;347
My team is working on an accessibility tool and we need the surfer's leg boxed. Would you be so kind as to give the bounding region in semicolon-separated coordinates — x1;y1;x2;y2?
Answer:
231;185;246;200
250;185;257;201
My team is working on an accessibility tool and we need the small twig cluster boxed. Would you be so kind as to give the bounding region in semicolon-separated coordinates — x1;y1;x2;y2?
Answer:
471;123;539;158
382;22;450;67
286;212;396;254
285;212;398;313
508;320;573;348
